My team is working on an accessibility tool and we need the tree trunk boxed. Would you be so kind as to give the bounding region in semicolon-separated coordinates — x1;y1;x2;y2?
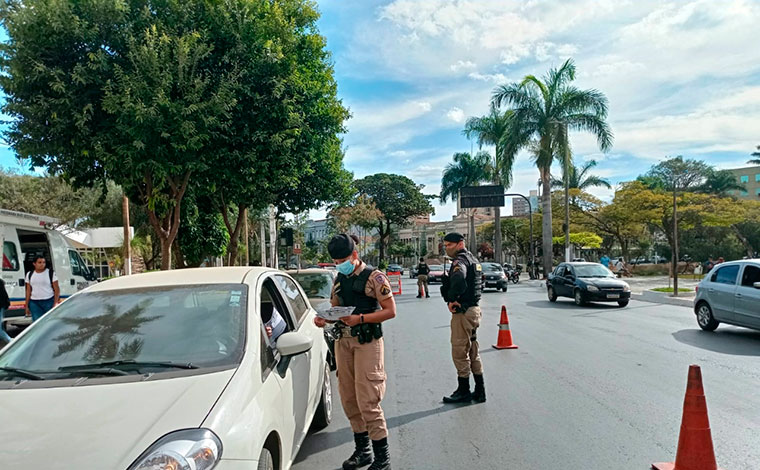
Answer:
494;206;502;263
672;189;679;297
378;221;387;263
564;140;571;262
469;210;476;253
143;171;191;271
222;205;248;267
173;242;186;269
160;238;172;270
541;168;553;278
731;225;755;258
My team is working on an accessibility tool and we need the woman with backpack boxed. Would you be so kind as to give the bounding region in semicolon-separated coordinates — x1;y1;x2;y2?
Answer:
24;256;59;322
0;278;12;343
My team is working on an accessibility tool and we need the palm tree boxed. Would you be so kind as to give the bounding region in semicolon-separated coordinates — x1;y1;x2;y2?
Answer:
462;105;516;263
440;151;491;252
749;145;760;165
551;159;612;194
492;59;613;276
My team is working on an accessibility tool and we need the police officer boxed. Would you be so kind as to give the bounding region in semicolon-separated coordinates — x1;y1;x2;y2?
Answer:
440;232;486;404
314;234;396;470
416;257;430;298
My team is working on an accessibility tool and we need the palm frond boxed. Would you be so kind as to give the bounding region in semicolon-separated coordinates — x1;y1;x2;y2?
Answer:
557;88;609;118
520;75;550;106
565;113;614;152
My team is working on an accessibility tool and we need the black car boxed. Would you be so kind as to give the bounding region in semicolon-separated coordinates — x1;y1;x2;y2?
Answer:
547;262;631;307
481;262;508;292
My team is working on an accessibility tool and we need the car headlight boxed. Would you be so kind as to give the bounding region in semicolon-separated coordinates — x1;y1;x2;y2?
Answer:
128;429;222;470
623;285;631;292
586;285;599;292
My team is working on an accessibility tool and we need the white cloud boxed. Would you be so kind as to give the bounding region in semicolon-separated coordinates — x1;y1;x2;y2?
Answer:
446;107;465;123
468;72;508;84
450;60;476;72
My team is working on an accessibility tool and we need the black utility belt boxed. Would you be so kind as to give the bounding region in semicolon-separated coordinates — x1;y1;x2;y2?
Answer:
453;303;478;313
348;323;383;344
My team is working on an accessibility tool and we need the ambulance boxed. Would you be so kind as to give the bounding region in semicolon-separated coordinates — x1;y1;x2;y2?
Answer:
1;209;96;332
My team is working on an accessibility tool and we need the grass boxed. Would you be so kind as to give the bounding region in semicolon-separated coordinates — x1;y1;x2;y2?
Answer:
651;287;694;293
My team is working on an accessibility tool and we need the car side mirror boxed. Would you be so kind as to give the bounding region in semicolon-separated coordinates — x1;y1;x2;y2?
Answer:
754;282;760;290
276;331;313;357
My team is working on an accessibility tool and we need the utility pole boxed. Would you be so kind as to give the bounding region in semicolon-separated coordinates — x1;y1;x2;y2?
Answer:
260;218;267;267
244;208;249;266
269;205;278;269
122;195;131;276
563;124;571;263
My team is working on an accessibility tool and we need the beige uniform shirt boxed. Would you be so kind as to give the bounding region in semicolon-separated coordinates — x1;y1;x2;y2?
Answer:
331;262;393;306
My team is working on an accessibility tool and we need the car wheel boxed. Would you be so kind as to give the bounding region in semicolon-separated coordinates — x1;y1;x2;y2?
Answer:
311;363;332;431
257;447;275;470
548;286;557;302
574;289;586;306
696;302;719;331
502;286;507;292
617;300;629;308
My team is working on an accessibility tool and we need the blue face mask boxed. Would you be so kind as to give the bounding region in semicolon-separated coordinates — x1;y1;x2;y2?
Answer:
336;259;355;275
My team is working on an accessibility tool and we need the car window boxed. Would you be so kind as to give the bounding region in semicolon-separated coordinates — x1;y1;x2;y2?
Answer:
740;264;760;287
2;241;19;271
291;272;334;300
575;265;615;278
555;266;565;277
68;250;84;277
273;274;309;324
259;278;295;378
565;266;575;277
482;263;503;272
429;265;444;271
711;265;740;285
0;284;248;377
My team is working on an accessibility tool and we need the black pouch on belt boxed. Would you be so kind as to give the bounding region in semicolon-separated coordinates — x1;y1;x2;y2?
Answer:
351;323;383;344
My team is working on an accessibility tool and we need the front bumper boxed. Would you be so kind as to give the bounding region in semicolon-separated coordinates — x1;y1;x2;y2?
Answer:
585;291;631;302
216;460;258;469
484;279;508;289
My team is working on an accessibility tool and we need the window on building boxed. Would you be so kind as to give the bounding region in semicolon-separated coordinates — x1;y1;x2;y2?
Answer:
740;175;749;183
756;174;760;182
756;188;760;197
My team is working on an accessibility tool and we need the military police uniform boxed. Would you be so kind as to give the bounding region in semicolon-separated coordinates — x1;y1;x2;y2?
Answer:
441;232;486;404
327;234;393;470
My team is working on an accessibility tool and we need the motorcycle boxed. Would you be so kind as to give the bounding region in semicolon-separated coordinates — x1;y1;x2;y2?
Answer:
508;268;521;284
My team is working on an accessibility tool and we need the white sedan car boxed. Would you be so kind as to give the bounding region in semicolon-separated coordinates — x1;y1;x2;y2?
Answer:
0;267;331;470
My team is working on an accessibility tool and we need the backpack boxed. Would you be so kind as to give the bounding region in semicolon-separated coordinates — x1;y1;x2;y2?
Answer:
26;268;55;288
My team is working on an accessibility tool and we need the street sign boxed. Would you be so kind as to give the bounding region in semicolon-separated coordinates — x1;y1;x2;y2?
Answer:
460;185;505;208
387;272;402;295
293;243;302;255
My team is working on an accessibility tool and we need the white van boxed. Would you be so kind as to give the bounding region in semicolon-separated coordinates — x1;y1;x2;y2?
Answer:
1;209;96;331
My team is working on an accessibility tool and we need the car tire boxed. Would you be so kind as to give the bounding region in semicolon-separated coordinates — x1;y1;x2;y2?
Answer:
548;286;557;302
502;286;507;292
696;302;719;331
311;363;332;431
257;448;275;470
574;289;586;306
617;300;629;308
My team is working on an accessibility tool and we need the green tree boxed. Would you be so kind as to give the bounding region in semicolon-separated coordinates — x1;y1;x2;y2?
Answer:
552;232;603;250
550;160;611;194
492;59;613;276
749;145;760;165
176;194;229;268
440;151;491;252
699;169;746;195
355;174;434;263
463;105;515;263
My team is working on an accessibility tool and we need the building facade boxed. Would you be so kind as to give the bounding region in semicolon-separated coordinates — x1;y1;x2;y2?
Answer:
727;165;760;200
512;190;539;216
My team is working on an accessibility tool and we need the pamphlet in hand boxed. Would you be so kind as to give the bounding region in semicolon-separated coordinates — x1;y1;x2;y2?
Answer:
315;303;356;321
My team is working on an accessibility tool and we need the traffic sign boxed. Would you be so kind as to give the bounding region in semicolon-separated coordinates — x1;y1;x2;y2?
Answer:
460;185;505;208
293;243;302;254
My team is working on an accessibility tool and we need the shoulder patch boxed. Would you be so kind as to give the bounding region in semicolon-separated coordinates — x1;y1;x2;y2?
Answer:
380;285;391;296
475;263;482;271
375;273;386;284
452;265;461;272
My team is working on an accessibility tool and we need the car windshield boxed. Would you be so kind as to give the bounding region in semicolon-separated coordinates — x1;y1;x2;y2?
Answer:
292;273;333;300
482;263;503;272
0;284;247;379
574;265;615;278
429;265;444;271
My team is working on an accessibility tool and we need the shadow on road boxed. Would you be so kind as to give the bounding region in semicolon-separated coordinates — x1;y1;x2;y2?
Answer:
296;405;455;465
672;328;760;357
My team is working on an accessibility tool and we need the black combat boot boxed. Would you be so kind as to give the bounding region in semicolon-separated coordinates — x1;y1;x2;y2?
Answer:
472;374;486;403
443;376;472;403
367;437;391;470
343;432;372;470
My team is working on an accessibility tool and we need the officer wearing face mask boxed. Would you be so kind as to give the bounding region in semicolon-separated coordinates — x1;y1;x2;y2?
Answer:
313;233;396;470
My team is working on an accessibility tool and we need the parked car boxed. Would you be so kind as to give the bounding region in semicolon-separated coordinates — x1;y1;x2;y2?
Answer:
631;257;650;265
317;262;336;270
427;265;446;284
288;268;337;370
547;262;632;307
481;262;508;292
0;267;332;470
386;264;404;275
693;259;760;331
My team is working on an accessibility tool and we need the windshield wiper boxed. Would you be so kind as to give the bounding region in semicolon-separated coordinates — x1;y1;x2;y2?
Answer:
0;366;47;381
57;367;130;377
59;360;198;372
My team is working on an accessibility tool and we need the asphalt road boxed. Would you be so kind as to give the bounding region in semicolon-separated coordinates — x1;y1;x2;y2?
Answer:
293;277;760;470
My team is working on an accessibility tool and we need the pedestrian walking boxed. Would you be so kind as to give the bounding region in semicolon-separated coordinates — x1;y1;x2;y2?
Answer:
416;257;430;298
440;232;486;404
600;254;610;268
0;278;12;343
314;233;396;470
24;256;59;322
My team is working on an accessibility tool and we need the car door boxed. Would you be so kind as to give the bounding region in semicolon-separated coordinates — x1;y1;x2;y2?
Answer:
735;263;760;328
551;265;565;295
267;275;314;461
562;265;578;297
707;264;740;321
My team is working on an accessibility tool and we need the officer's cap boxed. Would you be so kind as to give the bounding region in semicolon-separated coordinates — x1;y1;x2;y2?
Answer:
327;233;356;259
443;232;465;243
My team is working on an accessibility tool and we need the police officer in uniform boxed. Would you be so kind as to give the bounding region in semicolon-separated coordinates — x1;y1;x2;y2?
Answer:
314;234;396;470
440;232;486;404
416;257;430;298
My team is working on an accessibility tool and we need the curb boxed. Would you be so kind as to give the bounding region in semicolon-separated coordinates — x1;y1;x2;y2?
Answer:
631;290;695;308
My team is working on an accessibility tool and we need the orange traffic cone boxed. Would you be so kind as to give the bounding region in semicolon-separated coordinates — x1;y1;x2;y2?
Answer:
492;305;518;350
652;365;724;470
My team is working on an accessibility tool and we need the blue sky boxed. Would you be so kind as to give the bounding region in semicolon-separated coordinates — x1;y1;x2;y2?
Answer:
3;1;759;221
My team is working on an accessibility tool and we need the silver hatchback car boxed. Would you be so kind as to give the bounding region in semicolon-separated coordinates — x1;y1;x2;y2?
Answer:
694;259;760;331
